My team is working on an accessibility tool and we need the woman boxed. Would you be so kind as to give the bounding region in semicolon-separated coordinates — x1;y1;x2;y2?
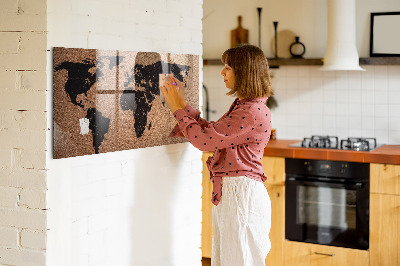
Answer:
161;44;273;266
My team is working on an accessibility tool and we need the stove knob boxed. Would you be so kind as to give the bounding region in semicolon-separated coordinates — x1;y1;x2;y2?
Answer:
305;162;312;171
340;164;347;174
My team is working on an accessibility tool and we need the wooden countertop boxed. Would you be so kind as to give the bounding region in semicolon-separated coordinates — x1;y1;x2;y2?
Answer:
263;139;400;165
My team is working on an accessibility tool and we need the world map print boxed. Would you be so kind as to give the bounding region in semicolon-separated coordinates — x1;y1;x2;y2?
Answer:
52;47;199;159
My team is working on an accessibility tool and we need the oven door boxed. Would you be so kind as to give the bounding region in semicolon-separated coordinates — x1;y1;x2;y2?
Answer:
285;177;369;250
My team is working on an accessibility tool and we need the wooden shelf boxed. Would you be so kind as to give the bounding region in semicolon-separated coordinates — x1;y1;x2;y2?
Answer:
203;58;323;67
203;57;400;67
268;58;322;67
359;57;400;65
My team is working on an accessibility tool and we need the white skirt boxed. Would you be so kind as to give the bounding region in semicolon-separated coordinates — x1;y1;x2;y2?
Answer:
212;176;271;266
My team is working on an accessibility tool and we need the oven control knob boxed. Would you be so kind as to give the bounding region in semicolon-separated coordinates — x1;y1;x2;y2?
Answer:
340;164;347;174
304;161;312;171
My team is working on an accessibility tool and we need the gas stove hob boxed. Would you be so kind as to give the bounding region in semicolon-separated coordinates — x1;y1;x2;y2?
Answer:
289;136;382;151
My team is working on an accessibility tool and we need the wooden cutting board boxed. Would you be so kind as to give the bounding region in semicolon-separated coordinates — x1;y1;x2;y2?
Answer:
231;16;249;48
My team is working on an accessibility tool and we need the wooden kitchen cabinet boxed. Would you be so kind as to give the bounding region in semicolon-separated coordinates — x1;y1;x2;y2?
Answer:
262;156;285;266
264;184;285;266
261;156;285;186
370;163;400;266
284;241;369;266
202;152;213;258
370;163;400;195
201;154;286;265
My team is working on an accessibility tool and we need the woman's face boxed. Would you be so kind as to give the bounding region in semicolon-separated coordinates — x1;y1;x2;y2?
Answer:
220;64;235;89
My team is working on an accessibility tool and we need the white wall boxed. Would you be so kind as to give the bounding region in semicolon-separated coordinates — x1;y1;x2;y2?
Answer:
0;0;48;265
204;65;400;144
203;0;400;58
203;0;400;145
46;0;203;266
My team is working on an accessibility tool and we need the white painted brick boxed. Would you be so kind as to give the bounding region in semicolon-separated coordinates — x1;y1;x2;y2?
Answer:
20;229;46;250
179;41;202;55
10;148;21;170
89;1;123;21
19;0;47;15
180;16;202;30
0;169;47;189
71;218;88;237
87;33;124;51
0;71;16;90
120;9;150;25
191;32;203;44
0;32;20;54
87;164;109;183
130;0;167;13
0;110;47;131
167;0;191;15
0;13;46;32
88;212;109;234
19;31;47;53
0;149;11;169
152;39;181;54
0;0;18;13
0;208;46;230
105;178;123;196
0;129;46;150
17;70;47;91
152;10;181;27
189;3;203;19
136;24;169;40
20;149;46;170
0;247;45;266
0;32;47;71
168;28;193;42
19;189;46;209
0;90;46;111
0;52;47;72
0;187;19;208
0;227;19;247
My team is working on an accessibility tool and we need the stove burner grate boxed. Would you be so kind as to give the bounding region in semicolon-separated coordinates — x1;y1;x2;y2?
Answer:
301;135;339;149
298;136;378;151
340;137;377;151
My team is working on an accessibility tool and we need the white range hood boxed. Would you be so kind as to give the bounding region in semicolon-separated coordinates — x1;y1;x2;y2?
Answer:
320;0;365;71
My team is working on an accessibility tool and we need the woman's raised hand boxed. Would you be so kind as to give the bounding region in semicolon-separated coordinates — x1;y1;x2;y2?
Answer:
160;75;187;113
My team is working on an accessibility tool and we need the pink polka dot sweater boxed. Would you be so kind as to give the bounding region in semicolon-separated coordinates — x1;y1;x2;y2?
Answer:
170;97;272;206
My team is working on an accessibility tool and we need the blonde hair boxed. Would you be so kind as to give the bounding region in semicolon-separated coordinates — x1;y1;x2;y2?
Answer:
221;44;273;99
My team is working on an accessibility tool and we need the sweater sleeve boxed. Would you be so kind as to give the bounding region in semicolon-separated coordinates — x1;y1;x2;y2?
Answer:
169;104;211;137
172;106;257;152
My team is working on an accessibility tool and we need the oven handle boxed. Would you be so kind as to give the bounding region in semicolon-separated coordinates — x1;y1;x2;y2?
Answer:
286;177;364;189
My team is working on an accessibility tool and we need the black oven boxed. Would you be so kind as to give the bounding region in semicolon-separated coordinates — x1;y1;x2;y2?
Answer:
285;158;369;250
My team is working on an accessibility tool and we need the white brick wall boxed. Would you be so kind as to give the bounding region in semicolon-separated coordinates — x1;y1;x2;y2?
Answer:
0;0;48;265
46;1;203;266
2;0;203;265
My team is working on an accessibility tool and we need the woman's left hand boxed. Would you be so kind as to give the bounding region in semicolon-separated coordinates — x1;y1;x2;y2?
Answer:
161;75;185;113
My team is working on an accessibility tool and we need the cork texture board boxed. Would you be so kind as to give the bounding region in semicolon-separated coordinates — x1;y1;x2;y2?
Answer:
52;47;199;159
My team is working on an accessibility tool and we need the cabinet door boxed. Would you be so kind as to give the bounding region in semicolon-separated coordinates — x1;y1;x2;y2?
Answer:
370;163;400;195
261;156;285;185
202;152;213;258
370;193;400;266
264;184;284;266
284;241;369;266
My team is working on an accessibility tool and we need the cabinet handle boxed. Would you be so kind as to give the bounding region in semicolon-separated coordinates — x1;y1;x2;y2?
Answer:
314;252;335;257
